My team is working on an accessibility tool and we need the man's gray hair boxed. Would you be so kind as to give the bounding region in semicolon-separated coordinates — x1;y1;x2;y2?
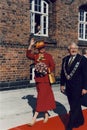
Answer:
68;42;78;50
82;48;87;55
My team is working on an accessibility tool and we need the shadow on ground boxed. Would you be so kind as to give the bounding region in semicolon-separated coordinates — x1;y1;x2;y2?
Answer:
22;94;69;127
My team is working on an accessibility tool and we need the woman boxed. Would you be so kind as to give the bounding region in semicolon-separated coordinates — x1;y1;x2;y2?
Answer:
26;38;56;126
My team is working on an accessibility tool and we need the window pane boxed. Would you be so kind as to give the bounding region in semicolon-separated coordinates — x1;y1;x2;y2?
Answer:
30;0;33;10
80;11;84;21
30;0;48;36
85;24;87;39
79;23;84;38
43;16;46;34
44;3;46;13
34;14;41;34
44;17;46;27
35;0;41;12
44;29;46;34
86;13;87;22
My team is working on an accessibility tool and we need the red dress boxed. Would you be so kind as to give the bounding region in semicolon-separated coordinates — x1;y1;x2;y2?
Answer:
26;50;56;112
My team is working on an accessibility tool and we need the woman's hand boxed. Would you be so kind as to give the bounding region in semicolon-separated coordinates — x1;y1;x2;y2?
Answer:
30;38;35;46
28;38;35;50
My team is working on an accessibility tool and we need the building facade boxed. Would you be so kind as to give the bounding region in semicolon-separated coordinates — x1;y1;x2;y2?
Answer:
0;0;87;90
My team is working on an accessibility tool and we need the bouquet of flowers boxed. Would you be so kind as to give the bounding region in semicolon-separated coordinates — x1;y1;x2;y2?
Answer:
35;62;48;77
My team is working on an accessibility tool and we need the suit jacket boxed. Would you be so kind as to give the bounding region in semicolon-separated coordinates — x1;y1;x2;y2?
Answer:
60;54;87;92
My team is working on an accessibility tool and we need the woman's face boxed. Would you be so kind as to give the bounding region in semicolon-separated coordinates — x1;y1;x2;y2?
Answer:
38;48;45;53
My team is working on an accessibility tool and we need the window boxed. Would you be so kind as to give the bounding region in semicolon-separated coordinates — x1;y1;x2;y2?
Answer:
30;0;48;36
78;6;87;41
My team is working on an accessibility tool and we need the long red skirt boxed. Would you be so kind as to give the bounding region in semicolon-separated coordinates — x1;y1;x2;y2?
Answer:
35;83;56;112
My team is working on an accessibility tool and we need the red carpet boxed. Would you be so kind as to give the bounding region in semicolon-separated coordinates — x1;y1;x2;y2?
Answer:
9;109;87;130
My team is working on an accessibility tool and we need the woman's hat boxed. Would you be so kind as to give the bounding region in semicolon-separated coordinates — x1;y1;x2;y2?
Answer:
35;41;45;49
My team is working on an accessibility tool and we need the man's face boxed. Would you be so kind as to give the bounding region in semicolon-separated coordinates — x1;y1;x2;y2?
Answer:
84;51;87;58
68;45;78;56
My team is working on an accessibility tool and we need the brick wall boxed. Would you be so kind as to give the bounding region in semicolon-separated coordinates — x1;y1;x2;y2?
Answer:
0;0;87;90
0;0;31;90
0;45;29;81
0;0;30;44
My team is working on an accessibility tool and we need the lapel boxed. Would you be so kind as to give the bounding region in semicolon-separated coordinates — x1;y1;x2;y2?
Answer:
66;55;70;66
70;54;80;67
66;54;80;73
63;54;82;80
64;55;70;73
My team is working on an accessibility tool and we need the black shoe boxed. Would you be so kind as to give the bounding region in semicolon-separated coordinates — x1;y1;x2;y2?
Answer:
73;122;84;128
66;126;72;130
73;119;84;128
66;128;72;130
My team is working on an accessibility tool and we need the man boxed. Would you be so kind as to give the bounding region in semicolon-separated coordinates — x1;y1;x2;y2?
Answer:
82;48;87;58
60;42;87;130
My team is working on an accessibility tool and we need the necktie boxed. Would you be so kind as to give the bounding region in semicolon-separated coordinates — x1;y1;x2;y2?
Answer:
68;56;74;66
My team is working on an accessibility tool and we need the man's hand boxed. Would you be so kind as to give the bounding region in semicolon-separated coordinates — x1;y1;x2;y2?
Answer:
82;89;87;95
60;86;65;93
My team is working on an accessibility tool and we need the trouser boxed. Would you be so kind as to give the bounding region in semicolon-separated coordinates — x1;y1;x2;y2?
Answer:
67;94;84;128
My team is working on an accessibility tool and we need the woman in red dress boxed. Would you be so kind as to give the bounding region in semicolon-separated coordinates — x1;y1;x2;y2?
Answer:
26;38;56;126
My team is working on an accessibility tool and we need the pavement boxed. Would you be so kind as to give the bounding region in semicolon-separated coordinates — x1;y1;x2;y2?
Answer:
0;84;86;130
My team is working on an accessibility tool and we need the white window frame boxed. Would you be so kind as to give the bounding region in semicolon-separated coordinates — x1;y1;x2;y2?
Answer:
78;10;87;41
30;0;48;36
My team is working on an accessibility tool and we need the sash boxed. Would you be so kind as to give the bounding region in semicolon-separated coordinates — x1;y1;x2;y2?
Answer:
63;56;82;80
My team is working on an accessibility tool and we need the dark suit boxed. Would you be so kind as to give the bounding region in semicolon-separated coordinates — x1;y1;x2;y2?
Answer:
60;54;87;128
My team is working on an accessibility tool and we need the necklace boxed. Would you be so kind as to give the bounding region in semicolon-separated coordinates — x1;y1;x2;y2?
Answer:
63;57;82;80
